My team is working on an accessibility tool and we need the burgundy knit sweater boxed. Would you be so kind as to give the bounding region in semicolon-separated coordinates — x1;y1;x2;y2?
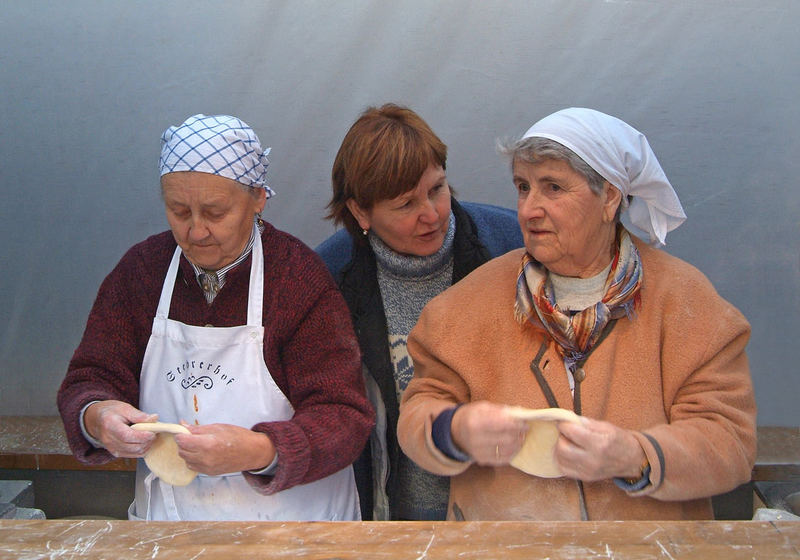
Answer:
57;223;374;495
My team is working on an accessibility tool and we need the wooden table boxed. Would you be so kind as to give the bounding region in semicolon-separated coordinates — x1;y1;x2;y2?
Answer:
0;416;135;471
753;426;800;481
1;519;799;559
0;416;135;519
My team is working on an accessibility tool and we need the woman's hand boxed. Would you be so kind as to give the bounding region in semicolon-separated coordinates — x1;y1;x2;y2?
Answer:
450;401;529;465
554;416;646;481
84;400;158;458
175;423;276;476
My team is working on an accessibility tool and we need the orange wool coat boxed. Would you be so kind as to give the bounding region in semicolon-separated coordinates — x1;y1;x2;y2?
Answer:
397;238;756;521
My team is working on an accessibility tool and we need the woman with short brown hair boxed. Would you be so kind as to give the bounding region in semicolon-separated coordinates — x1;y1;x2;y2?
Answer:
317;103;523;520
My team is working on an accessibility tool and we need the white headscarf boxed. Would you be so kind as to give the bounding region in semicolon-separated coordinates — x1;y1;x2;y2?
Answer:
159;114;275;198
522;107;685;246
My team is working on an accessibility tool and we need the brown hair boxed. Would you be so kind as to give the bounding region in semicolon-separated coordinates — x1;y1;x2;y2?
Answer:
326;103;447;237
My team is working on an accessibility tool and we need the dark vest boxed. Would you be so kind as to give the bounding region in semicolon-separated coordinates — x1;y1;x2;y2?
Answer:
336;198;491;519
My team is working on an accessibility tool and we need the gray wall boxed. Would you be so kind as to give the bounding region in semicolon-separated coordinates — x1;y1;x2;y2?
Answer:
1;1;797;426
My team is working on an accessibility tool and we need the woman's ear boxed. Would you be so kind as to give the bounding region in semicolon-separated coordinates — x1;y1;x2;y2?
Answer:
254;187;268;214
345;198;371;231
602;182;623;223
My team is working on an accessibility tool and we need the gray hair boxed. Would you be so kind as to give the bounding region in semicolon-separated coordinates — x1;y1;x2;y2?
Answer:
497;136;607;195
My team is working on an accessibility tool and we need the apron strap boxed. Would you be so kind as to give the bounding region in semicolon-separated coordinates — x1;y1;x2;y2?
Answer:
156;247;183;319
144;471;181;521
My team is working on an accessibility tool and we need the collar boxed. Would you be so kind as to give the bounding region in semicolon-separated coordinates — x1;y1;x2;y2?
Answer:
367;212;456;280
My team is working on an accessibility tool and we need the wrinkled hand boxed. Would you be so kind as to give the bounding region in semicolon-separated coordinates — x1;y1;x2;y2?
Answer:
554;416;646;482
175;423;276;476
450;401;529;465
84;400;158;458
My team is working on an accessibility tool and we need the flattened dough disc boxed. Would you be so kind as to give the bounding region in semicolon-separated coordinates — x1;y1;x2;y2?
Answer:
507;407;581;478
131;422;197;486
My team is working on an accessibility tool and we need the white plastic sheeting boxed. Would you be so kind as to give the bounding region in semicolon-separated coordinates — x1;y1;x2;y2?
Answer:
0;1;797;424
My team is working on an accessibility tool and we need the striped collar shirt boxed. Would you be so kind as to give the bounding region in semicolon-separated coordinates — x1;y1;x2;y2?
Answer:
189;220;264;304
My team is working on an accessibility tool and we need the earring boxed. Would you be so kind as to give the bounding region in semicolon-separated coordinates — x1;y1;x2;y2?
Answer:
362;228;368;236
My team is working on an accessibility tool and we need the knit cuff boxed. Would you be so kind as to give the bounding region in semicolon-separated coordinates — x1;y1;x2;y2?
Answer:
432;405;471;462
613;463;651;491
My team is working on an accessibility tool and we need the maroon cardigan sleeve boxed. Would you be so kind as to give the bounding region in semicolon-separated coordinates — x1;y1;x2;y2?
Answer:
57;232;172;464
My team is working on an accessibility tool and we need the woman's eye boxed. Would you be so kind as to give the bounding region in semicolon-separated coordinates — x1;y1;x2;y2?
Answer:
516;182;530;193
548;183;562;193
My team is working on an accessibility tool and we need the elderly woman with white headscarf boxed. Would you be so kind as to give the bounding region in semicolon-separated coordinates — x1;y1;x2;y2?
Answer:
58;114;373;521
397;108;756;521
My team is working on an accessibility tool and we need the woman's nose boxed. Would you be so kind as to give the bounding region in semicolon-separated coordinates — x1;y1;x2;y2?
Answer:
419;200;439;223
187;217;210;240
518;191;544;219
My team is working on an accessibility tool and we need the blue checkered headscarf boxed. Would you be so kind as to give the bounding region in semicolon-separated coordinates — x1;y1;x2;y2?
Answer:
159;114;275;198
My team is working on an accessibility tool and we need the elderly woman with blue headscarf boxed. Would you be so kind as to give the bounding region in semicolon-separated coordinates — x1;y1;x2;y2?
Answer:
58;114;373;521
397;108;756;521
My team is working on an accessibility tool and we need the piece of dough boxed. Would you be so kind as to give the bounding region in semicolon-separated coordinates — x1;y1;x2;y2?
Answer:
131;422;197;486
506;407;581;478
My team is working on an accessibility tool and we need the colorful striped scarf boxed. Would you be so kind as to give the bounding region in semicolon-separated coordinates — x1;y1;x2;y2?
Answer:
514;228;642;371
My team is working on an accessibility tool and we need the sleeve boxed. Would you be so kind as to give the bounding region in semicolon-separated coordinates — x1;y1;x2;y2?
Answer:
56;245;156;465
396;298;477;477
314;228;354;279
244;246;374;494
629;280;757;501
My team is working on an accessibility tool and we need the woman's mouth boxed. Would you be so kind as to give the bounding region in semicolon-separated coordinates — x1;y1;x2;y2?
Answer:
417;229;440;239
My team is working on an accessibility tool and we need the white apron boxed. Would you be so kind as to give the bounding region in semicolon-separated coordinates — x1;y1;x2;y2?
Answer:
130;231;359;521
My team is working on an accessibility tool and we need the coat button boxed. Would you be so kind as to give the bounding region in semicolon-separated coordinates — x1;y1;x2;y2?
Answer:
574;368;586;383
